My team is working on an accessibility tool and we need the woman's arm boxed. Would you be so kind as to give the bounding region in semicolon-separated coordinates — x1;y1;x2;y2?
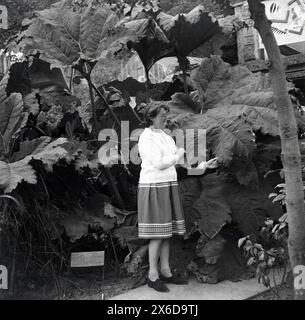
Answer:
187;161;207;176
187;158;218;176
154;154;180;170
139;135;183;170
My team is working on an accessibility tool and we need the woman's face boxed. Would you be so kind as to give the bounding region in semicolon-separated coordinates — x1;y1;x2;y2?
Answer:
152;108;168;130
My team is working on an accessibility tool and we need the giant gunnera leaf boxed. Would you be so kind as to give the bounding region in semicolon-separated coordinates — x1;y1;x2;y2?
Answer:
9;0;123;67
179;173;282;240
0;137;68;193
9;0;169;70
0;75;28;159
170;56;305;168
170;57;291;241
192;173;232;239
155;6;244;64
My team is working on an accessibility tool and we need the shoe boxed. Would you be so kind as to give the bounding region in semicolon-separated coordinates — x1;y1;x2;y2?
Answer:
159;273;188;285
147;278;170;292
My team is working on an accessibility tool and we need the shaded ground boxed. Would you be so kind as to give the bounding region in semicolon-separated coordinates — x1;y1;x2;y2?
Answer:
1;237;194;300
2;231;252;300
3;266;139;300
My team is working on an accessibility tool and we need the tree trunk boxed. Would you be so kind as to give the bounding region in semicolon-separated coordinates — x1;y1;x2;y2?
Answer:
247;0;305;300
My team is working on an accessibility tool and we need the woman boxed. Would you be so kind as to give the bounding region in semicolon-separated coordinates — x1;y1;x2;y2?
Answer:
137;101;218;292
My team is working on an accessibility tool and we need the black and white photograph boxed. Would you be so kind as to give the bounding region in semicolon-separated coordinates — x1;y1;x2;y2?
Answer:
1;0;305;307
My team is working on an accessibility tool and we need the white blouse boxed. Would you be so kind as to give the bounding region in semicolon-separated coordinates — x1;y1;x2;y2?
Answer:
138;127;179;183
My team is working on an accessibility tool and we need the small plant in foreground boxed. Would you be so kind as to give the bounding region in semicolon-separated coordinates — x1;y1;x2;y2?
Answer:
238;183;291;298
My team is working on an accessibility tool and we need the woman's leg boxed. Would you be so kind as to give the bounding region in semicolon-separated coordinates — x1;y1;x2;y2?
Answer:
148;239;162;281
160;239;172;277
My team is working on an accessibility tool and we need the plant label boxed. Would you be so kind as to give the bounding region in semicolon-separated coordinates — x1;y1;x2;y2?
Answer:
71;251;105;268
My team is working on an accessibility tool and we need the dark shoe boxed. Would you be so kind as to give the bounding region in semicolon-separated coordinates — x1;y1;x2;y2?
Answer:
159;273;188;285
147;278;170;292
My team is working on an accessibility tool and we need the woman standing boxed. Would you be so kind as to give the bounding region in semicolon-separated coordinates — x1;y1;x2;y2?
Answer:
137;101;216;292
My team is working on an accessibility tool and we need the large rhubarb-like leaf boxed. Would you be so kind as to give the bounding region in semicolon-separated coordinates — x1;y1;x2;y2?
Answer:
98;17;170;63
180;173;232;239
167;92;201;121
177;109;256;166
23;90;40;116
227;158;259;190
179;177;202;233
151;6;244;70
0;82;28;158
59;194;117;242
0;159;37;193
11;0;121;67
190;14;245;59
39;85;79;112
0;73;9;101
179;173;283;240
0;137;68;193
11;137;52;162
156;6;221;58
252;139;282;175
106;3;243;74
204;110;256;166
172;57;305;168
60;211;115;242
225;179;283;236
190;55;298;115
192;173;232;239
27;138;68;171
10;0;169;71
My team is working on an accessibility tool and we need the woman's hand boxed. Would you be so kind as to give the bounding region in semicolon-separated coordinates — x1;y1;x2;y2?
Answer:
196;158;218;170
205;157;218;169
187;157;219;176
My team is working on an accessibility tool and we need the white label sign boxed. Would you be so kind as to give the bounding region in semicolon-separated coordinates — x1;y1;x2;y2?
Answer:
71;251;105;268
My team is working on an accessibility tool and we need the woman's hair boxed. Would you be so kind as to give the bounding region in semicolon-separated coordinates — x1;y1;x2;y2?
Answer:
145;101;169;126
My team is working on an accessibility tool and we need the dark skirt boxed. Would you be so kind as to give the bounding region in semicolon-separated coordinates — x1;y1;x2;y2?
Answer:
137;181;186;239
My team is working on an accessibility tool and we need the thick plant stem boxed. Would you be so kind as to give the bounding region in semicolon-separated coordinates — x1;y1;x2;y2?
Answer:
76;65;120;132
145;67;150;103
103;167;125;209
247;0;305;300
182;65;188;95
81;62;98;135
87;78;98;135
90;83;121;128
177;55;189;95
70;67;74;94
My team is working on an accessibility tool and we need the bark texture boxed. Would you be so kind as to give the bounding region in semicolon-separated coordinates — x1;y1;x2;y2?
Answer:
247;0;305;300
